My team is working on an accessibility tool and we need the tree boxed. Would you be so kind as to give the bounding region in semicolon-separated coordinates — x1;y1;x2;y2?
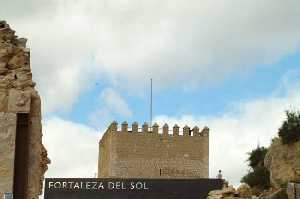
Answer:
241;167;270;190
241;146;270;191
247;146;268;168
278;110;300;144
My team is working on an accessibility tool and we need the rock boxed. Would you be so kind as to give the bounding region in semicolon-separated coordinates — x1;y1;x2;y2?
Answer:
258;189;288;199
264;138;300;188
207;186;245;199
269;189;288;199
7;49;30;69
0;63;8;75
258;190;270;199
237;184;252;198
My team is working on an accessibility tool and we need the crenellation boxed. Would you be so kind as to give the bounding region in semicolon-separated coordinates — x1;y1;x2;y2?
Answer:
132;122;138;133
98;121;209;178
152;123;159;134
173;124;179;136
121;121;128;133
142;122;148;133
201;126;209;137
183;125;190;136
108;121;209;137
163;123;169;136
193;126;200;136
110;121;118;132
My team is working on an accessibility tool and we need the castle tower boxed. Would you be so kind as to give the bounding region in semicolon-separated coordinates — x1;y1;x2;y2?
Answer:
98;122;209;178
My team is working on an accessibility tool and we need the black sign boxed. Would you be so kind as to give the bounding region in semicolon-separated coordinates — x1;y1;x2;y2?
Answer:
45;178;223;199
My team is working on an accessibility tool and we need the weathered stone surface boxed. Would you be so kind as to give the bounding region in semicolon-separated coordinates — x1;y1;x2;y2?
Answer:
7;49;30;69
0;90;8;111
237;184;252;198
27;92;50;198
287;183;300;199
0;20;49;199
207;186;249;199
98;122;209;178
258;189;288;199
207;184;262;199
7;88;31;113
0;112;16;199
264;138;300;188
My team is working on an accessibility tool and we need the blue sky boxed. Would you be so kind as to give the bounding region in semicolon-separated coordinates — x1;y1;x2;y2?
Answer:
2;0;300;187
55;51;300;127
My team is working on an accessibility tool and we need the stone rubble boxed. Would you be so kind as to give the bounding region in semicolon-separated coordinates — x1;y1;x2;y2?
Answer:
207;184;257;199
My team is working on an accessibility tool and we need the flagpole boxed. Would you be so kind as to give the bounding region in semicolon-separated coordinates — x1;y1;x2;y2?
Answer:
150;78;153;128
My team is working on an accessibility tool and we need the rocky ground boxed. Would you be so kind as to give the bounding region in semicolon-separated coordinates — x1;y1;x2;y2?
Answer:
208;137;300;199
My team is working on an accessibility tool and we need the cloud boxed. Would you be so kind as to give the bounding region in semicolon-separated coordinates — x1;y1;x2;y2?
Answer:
43;117;99;178
1;0;300;111
42;87;132;178
101;88;133;118
153;72;300;186
42;85;300;186
89;88;132;128
41;71;300;186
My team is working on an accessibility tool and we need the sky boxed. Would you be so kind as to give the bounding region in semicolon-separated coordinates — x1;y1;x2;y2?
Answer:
1;0;300;187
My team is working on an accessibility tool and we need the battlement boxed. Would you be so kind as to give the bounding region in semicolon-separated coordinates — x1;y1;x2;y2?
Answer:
98;121;209;179
104;121;209;137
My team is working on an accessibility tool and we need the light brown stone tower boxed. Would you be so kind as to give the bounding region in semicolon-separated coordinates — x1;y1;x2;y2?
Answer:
0;21;50;199
98;121;209;178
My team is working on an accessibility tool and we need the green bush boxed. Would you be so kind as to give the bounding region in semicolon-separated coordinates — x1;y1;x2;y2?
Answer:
278;110;300;144
241;146;270;190
241;167;270;189
247;147;268;168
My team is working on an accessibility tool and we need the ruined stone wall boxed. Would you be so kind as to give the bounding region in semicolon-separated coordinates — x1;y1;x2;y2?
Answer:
98;122;209;178
0;21;50;199
0;113;16;198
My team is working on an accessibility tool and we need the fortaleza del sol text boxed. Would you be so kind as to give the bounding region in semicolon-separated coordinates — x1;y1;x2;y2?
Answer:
48;181;150;190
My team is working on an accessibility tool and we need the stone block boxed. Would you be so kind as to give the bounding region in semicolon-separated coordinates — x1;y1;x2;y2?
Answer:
7;89;31;113
0;90;7;111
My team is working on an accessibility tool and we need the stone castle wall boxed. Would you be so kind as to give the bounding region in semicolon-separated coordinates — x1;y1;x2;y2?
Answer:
98;122;209;178
0;113;16;197
0;21;50;199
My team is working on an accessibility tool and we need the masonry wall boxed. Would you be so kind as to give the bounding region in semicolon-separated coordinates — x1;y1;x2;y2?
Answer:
98;122;209;179
0;113;16;198
98;129;113;177
0;21;50;199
